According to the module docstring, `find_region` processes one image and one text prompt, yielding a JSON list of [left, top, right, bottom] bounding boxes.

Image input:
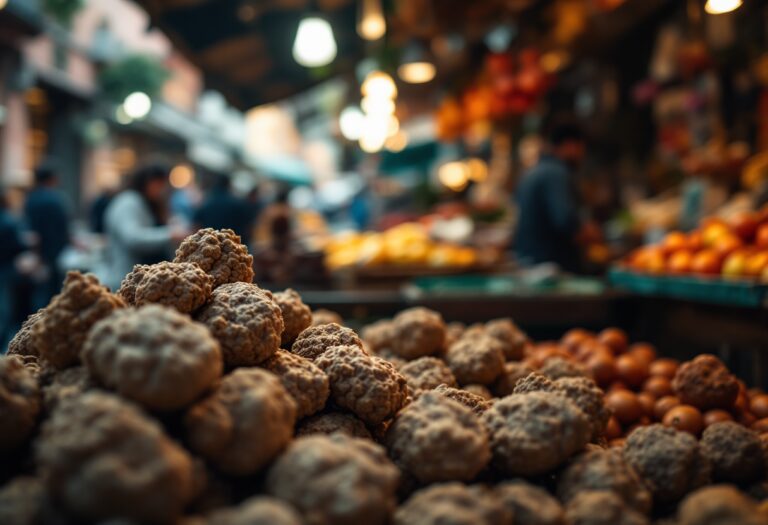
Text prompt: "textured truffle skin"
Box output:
[[185, 368, 296, 475], [622, 424, 710, 504], [672, 354, 739, 410], [557, 449, 652, 514], [444, 322, 466, 349], [385, 391, 490, 483], [539, 357, 589, 380], [400, 356, 457, 391], [41, 365, 93, 410], [0, 356, 41, 450], [7, 309, 46, 357], [274, 289, 312, 346], [315, 345, 408, 425], [292, 323, 364, 361], [485, 318, 528, 361], [445, 334, 505, 385], [174, 228, 254, 287], [266, 434, 399, 525], [433, 383, 491, 416], [35, 392, 196, 524], [495, 480, 565, 525], [361, 319, 395, 354], [33, 272, 126, 369], [700, 421, 764, 484], [563, 490, 649, 525], [82, 305, 223, 411], [513, 371, 558, 394], [206, 496, 303, 525], [482, 391, 591, 476], [118, 262, 213, 313], [296, 411, 372, 439], [261, 349, 329, 419], [678, 485, 766, 525], [310, 309, 343, 326], [493, 362, 535, 397], [390, 307, 446, 359], [554, 377, 610, 440], [394, 483, 513, 525], [196, 282, 284, 367]]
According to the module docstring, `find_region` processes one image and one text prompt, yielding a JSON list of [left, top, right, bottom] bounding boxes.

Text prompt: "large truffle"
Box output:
[[261, 349, 329, 419], [33, 272, 125, 369], [485, 318, 528, 361], [622, 424, 710, 503], [7, 309, 46, 358], [557, 448, 652, 514], [394, 483, 512, 525], [174, 228, 254, 287], [445, 334, 505, 385], [117, 262, 213, 313], [554, 376, 611, 440], [390, 307, 446, 359], [274, 289, 312, 346], [361, 319, 395, 354], [315, 344, 408, 425], [296, 411, 372, 439], [495, 480, 565, 525], [672, 355, 739, 410], [677, 485, 766, 525], [196, 282, 284, 367], [385, 391, 490, 483], [206, 496, 303, 525], [0, 356, 41, 450], [700, 421, 764, 484], [266, 434, 399, 525], [35, 392, 196, 524], [292, 323, 364, 361], [400, 356, 457, 391], [41, 365, 93, 410], [82, 305, 223, 411], [563, 490, 649, 525], [482, 391, 591, 476], [185, 368, 296, 475], [539, 357, 589, 380], [433, 383, 491, 416], [310, 309, 343, 326]]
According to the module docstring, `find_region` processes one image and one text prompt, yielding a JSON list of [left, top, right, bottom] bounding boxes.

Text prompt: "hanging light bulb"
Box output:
[[704, 0, 742, 14], [361, 96, 396, 116], [339, 106, 365, 141], [358, 0, 386, 40], [361, 71, 397, 99], [397, 41, 436, 84], [293, 17, 337, 67], [122, 92, 152, 120]]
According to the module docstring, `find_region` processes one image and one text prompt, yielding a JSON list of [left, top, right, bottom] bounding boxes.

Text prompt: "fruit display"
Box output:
[[2, 228, 768, 524]]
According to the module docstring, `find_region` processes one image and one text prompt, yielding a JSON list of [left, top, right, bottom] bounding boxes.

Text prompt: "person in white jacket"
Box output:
[[103, 165, 189, 290]]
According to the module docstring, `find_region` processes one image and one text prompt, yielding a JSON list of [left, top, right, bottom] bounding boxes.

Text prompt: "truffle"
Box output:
[[7, 309, 46, 358], [485, 318, 528, 361], [433, 383, 492, 416], [315, 344, 408, 425], [390, 307, 446, 359], [677, 485, 766, 525], [117, 262, 213, 313], [444, 322, 466, 349], [563, 490, 649, 525], [261, 349, 329, 419], [362, 319, 395, 354], [310, 308, 343, 326], [445, 334, 505, 385], [512, 371, 558, 395], [394, 483, 512, 525], [296, 411, 372, 439], [622, 424, 710, 503], [174, 228, 254, 287], [41, 365, 93, 410], [291, 323, 364, 361], [539, 357, 589, 380], [274, 289, 312, 346], [385, 391, 490, 483], [196, 282, 284, 367], [495, 480, 565, 525], [399, 356, 457, 391], [554, 376, 611, 440], [672, 355, 739, 410], [33, 272, 125, 369], [206, 497, 303, 525], [700, 421, 764, 484], [0, 356, 41, 450], [492, 362, 535, 397], [185, 368, 296, 475], [482, 391, 591, 476], [36, 392, 196, 524], [266, 434, 399, 525]]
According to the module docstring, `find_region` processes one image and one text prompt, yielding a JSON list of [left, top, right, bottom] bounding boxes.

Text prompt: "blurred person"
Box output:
[[193, 173, 254, 242], [89, 187, 117, 234], [103, 164, 189, 290], [257, 187, 293, 251], [0, 191, 29, 348]]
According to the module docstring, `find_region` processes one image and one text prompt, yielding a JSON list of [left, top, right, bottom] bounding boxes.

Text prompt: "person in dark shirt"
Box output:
[[193, 174, 254, 243], [89, 188, 116, 234], [0, 191, 29, 348], [514, 121, 587, 272]]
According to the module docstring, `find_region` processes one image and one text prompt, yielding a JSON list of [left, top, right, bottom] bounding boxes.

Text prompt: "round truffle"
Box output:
[[274, 289, 312, 346], [539, 357, 589, 380], [622, 424, 710, 503], [563, 490, 649, 525], [296, 411, 372, 439], [495, 480, 565, 525], [400, 356, 457, 391], [394, 483, 512, 525], [35, 392, 196, 524], [196, 282, 284, 367], [557, 449, 652, 514], [433, 383, 492, 416], [482, 391, 591, 476], [7, 309, 46, 358], [485, 318, 528, 361], [174, 228, 254, 287], [492, 362, 535, 397], [385, 391, 490, 483], [672, 355, 739, 410], [678, 485, 765, 525], [310, 308, 343, 326], [291, 323, 364, 361], [700, 421, 764, 484], [33, 272, 125, 369], [206, 496, 303, 525], [554, 376, 611, 440], [445, 322, 466, 349], [41, 365, 94, 410], [390, 307, 446, 359], [118, 262, 213, 313], [266, 434, 399, 525], [445, 334, 505, 386], [185, 368, 296, 475], [261, 349, 329, 419], [0, 356, 40, 450], [361, 319, 395, 354], [82, 305, 223, 410], [315, 345, 408, 425]]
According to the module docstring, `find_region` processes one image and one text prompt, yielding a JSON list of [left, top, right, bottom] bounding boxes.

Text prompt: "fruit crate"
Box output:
[[609, 267, 768, 308]]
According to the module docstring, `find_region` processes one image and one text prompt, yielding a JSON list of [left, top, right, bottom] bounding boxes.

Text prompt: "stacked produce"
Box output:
[[1, 228, 767, 525]]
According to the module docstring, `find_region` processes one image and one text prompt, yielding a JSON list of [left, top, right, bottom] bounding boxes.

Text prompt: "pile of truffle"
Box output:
[[1, 228, 767, 525]]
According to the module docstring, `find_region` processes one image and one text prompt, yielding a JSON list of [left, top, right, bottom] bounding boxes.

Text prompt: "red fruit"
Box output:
[[606, 390, 643, 425], [663, 405, 704, 435], [616, 354, 649, 389]]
